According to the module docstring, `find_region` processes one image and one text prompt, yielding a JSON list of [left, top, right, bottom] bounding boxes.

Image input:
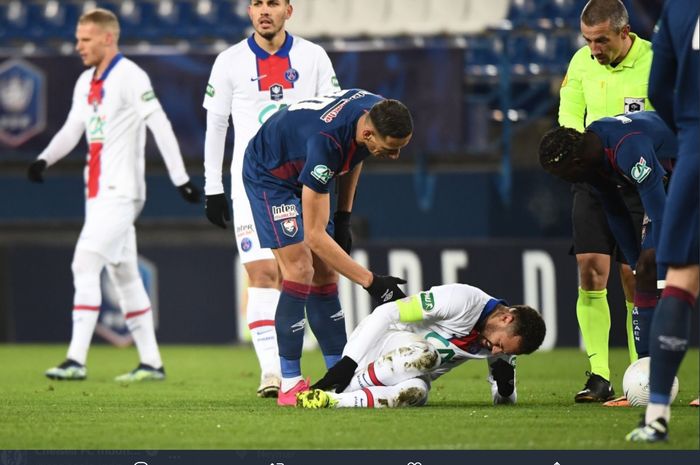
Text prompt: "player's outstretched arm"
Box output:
[[28, 116, 85, 182], [145, 109, 201, 203], [333, 162, 363, 254]]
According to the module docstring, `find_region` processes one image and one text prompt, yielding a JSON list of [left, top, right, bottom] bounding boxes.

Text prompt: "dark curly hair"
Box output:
[[510, 305, 546, 354], [368, 99, 413, 139], [538, 126, 585, 173]]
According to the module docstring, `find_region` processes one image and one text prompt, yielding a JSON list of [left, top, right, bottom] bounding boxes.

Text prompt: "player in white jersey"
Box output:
[[296, 284, 546, 408], [27, 9, 201, 382], [202, 0, 340, 398]]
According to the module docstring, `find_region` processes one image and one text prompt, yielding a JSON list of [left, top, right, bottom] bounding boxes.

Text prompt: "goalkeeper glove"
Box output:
[[311, 356, 358, 393], [177, 181, 202, 203], [205, 194, 231, 229], [28, 160, 47, 183], [333, 211, 352, 254], [364, 273, 407, 304]]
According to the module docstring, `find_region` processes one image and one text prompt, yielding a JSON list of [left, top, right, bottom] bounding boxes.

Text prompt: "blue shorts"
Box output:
[[243, 162, 334, 250], [656, 126, 699, 267]]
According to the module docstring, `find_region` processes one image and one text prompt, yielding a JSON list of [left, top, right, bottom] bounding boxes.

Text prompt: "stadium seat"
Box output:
[[339, 0, 391, 38], [439, 0, 511, 35], [382, 0, 437, 37], [287, 0, 352, 39]]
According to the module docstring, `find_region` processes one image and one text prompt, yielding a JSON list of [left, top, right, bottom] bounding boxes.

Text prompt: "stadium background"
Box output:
[[0, 0, 695, 349]]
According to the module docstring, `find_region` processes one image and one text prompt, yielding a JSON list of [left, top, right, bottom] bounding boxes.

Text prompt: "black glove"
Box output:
[[364, 273, 407, 304], [333, 211, 352, 254], [311, 356, 358, 393], [205, 194, 231, 229], [177, 181, 202, 203], [28, 160, 47, 183]]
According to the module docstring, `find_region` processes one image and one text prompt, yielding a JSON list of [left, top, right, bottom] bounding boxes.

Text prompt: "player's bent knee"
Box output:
[[403, 342, 440, 371]]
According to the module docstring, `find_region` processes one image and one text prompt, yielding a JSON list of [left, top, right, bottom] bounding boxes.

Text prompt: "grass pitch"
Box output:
[[0, 344, 697, 450]]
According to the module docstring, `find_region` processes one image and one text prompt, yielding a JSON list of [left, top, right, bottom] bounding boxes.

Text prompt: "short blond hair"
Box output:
[[78, 8, 120, 41]]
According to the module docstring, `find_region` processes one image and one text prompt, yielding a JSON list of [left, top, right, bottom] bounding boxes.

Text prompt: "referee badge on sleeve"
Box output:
[[624, 97, 645, 114]]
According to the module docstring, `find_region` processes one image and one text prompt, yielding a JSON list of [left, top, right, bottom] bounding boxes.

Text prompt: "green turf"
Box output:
[[0, 345, 697, 450]]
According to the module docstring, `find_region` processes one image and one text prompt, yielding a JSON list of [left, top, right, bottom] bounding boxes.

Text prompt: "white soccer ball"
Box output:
[[623, 357, 679, 407]]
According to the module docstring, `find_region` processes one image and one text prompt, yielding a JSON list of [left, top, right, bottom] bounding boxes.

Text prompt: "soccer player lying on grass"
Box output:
[[295, 283, 546, 409]]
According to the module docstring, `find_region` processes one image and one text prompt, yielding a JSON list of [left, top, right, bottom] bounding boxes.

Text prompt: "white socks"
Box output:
[[247, 287, 281, 377]]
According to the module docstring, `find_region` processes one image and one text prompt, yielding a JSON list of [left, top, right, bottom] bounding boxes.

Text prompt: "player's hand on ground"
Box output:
[[333, 211, 352, 254], [364, 273, 407, 304], [205, 194, 231, 228], [177, 181, 202, 203], [27, 160, 47, 183], [311, 356, 358, 393]]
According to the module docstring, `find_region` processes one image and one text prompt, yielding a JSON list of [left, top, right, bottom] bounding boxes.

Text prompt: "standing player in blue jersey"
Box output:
[[539, 111, 677, 365], [626, 0, 700, 442], [242, 88, 413, 405]]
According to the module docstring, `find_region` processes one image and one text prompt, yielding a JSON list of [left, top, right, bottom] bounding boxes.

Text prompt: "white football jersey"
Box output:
[[202, 33, 340, 196], [68, 54, 162, 200], [345, 284, 505, 381]]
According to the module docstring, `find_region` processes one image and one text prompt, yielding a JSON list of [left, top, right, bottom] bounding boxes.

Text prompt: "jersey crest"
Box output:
[[631, 157, 652, 183]]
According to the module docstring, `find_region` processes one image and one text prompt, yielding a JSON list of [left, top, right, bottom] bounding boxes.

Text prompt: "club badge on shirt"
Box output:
[[270, 83, 284, 101], [624, 97, 645, 114]]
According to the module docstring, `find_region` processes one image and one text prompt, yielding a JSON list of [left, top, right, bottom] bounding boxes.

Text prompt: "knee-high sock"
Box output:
[[633, 291, 658, 359], [346, 342, 440, 392], [306, 284, 347, 369], [247, 287, 281, 377], [66, 250, 106, 365], [275, 280, 309, 384], [334, 378, 429, 408], [645, 286, 694, 424], [576, 288, 610, 380], [626, 300, 638, 364], [119, 280, 162, 368]]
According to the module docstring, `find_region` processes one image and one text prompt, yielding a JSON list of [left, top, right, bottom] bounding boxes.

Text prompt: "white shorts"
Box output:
[[76, 197, 143, 264], [232, 192, 275, 265]]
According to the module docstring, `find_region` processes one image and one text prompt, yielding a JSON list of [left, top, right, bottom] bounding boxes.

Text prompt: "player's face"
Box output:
[[480, 316, 523, 355], [580, 20, 630, 66], [75, 23, 110, 68], [364, 132, 412, 160], [248, 0, 292, 41]]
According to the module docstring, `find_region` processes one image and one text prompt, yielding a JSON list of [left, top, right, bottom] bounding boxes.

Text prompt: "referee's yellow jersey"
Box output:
[[559, 33, 654, 131]]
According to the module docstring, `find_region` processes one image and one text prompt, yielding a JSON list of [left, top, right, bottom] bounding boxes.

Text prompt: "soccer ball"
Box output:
[[622, 357, 679, 407]]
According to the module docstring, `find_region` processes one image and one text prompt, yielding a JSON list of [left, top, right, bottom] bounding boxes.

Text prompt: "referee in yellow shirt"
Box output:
[[558, 0, 652, 404]]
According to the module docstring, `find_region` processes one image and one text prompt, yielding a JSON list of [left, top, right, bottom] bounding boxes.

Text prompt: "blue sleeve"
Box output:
[[649, 6, 677, 131], [298, 134, 343, 194], [590, 180, 641, 267], [616, 141, 668, 249]]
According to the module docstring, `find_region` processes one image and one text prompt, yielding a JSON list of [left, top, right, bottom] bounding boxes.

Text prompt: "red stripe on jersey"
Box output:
[[269, 159, 305, 180], [257, 55, 294, 91], [449, 329, 480, 351], [341, 140, 358, 174], [87, 142, 102, 198], [248, 319, 275, 330], [125, 307, 151, 319], [73, 305, 100, 311], [88, 79, 105, 106], [363, 387, 375, 408], [367, 362, 384, 386]]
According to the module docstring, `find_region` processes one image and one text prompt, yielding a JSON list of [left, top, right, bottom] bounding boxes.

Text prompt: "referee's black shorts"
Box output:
[[570, 183, 644, 264]]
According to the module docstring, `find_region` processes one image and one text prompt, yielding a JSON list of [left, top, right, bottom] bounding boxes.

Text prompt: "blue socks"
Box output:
[[632, 291, 657, 358], [648, 286, 694, 404], [306, 284, 347, 369], [275, 281, 309, 378]]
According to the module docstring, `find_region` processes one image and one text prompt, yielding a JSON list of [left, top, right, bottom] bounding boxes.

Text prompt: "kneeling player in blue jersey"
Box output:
[[539, 111, 677, 389], [240, 89, 413, 405], [296, 283, 546, 409]]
